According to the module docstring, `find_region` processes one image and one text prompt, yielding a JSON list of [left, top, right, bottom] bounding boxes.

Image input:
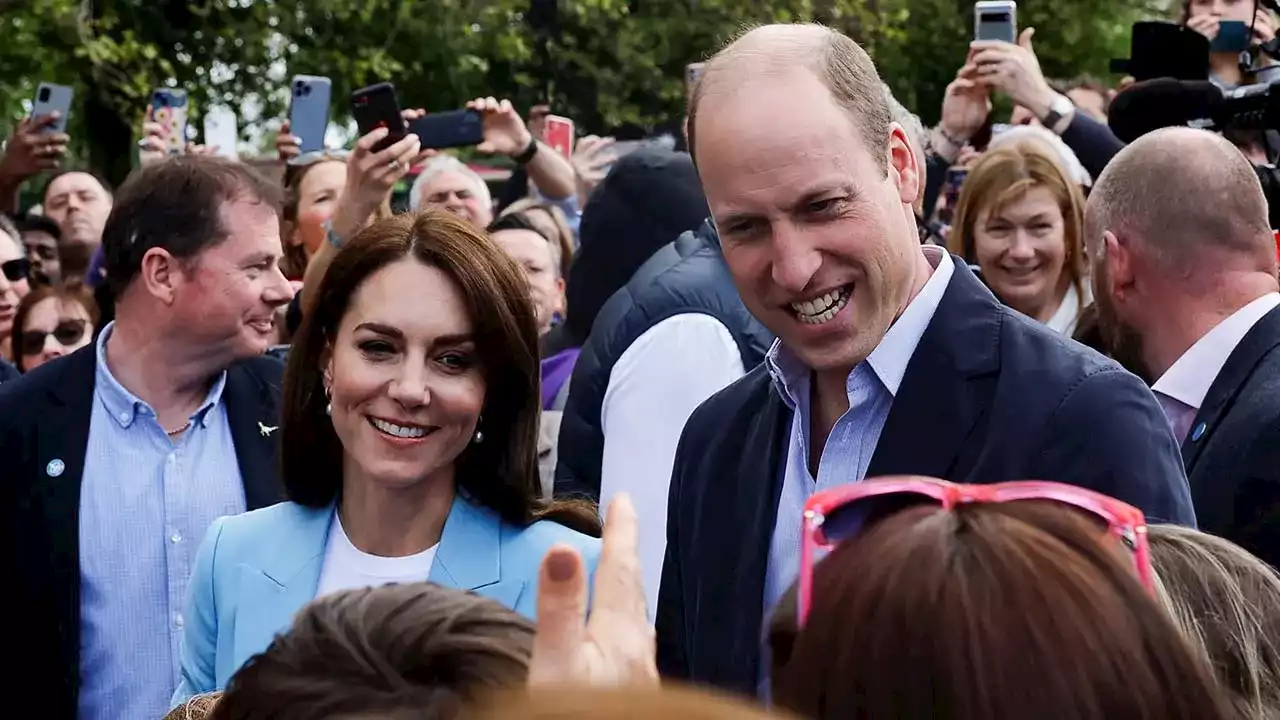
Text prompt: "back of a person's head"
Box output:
[[1151, 525, 1280, 720], [773, 501, 1234, 720], [211, 582, 535, 720], [465, 684, 791, 720], [1087, 127, 1276, 278], [565, 145, 709, 343]]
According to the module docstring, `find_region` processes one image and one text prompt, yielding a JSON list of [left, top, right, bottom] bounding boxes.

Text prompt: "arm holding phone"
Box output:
[[469, 97, 577, 203], [301, 122, 425, 295], [0, 114, 69, 214]]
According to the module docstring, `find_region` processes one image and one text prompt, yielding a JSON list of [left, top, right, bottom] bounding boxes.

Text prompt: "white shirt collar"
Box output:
[[1151, 292, 1280, 412], [767, 246, 954, 403], [1045, 282, 1092, 336]]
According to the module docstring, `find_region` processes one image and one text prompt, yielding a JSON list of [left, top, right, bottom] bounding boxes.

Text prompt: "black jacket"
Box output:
[[554, 220, 773, 499], [0, 347, 285, 716], [655, 259, 1196, 697], [1181, 303, 1280, 567]]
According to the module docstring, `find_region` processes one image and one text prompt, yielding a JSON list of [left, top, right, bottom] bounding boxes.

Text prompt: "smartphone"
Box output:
[[32, 83, 73, 134], [202, 106, 239, 159], [152, 88, 190, 155], [975, 1, 1017, 43], [289, 75, 332, 154], [1211, 20, 1252, 53], [351, 82, 406, 153], [407, 109, 484, 150], [544, 115, 574, 160]]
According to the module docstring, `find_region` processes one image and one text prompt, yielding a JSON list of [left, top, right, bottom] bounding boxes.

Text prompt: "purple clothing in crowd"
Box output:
[[541, 347, 580, 410], [86, 245, 106, 288]]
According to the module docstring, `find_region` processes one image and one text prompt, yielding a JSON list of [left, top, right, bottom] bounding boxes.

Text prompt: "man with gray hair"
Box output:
[[410, 97, 579, 234], [1087, 126, 1280, 567], [657, 22, 1194, 697]]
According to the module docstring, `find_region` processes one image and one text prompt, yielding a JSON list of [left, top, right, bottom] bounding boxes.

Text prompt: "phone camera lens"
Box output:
[[302, 86, 312, 96], [38, 88, 50, 102]]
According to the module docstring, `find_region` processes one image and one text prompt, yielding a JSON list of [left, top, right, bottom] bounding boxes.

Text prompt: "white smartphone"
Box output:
[[202, 106, 239, 159], [32, 83, 74, 133], [975, 1, 1017, 43]]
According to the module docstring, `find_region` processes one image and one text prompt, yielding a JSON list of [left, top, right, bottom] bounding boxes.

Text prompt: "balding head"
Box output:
[[1086, 127, 1275, 276], [687, 23, 890, 173]]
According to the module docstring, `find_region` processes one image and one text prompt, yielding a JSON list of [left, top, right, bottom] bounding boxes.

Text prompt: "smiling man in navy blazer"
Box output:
[[0, 157, 292, 719], [655, 24, 1196, 698]]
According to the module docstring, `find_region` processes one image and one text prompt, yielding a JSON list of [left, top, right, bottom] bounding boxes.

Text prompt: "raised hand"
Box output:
[[528, 494, 658, 687]]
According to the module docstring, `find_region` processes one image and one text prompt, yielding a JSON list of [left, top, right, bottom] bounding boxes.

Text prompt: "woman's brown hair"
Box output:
[[281, 210, 599, 535], [1150, 525, 1280, 720], [773, 501, 1237, 720], [466, 684, 792, 720], [211, 582, 534, 720], [12, 280, 98, 372], [947, 140, 1088, 304]]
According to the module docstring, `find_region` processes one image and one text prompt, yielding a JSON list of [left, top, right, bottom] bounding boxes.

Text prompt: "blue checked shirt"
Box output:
[[77, 324, 246, 720], [758, 247, 954, 699]]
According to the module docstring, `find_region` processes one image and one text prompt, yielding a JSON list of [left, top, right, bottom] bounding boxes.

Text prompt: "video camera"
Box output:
[[1109, 17, 1280, 228]]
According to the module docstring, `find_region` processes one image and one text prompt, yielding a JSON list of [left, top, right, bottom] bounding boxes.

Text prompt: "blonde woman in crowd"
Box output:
[[948, 139, 1091, 335], [1151, 525, 1280, 720]]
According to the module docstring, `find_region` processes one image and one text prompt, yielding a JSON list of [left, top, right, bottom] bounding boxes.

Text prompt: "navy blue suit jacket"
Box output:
[[1180, 303, 1280, 568], [0, 346, 285, 718], [655, 259, 1195, 697]]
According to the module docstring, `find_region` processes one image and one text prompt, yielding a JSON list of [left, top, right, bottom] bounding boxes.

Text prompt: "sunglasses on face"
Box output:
[[19, 318, 88, 355], [2, 257, 30, 282], [797, 477, 1152, 627]]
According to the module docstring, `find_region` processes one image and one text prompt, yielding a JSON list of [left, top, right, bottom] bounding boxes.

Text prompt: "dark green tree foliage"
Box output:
[[1, 0, 1167, 185]]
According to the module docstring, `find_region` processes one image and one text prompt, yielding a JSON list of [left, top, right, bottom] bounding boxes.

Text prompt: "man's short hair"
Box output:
[[211, 582, 534, 719], [687, 24, 891, 174], [408, 154, 493, 212], [15, 212, 62, 242], [1086, 127, 1274, 274], [101, 156, 283, 298], [40, 169, 114, 204]]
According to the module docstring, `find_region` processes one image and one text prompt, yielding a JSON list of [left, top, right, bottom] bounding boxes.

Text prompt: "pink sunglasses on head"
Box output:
[[798, 476, 1153, 626]]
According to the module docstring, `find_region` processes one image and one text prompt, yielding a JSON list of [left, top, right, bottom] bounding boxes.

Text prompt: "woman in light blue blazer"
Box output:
[[172, 211, 601, 702]]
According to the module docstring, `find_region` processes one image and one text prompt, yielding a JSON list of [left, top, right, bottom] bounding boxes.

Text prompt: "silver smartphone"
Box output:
[[32, 82, 74, 133], [289, 75, 333, 154], [974, 0, 1017, 43]]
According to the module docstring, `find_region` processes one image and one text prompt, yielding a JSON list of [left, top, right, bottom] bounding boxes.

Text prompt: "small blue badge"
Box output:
[[46, 459, 65, 477], [1191, 423, 1207, 442]]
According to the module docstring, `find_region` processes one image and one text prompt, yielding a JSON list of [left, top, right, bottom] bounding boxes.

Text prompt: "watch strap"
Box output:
[[513, 137, 539, 165]]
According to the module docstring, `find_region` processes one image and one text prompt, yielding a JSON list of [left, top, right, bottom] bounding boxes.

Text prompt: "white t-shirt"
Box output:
[[314, 512, 439, 598]]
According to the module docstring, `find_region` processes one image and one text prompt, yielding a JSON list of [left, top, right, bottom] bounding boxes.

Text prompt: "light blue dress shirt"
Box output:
[[757, 248, 955, 697], [77, 323, 246, 720]]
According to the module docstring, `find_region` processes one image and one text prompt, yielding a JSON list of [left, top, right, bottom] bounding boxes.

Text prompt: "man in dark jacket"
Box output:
[[658, 24, 1195, 699], [1088, 127, 1280, 568]]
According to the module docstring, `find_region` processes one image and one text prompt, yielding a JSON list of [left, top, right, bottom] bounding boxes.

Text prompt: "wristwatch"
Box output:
[[513, 136, 539, 165], [1040, 93, 1074, 133]]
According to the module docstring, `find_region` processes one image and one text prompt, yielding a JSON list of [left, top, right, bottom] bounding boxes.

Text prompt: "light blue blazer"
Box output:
[[171, 494, 599, 703]]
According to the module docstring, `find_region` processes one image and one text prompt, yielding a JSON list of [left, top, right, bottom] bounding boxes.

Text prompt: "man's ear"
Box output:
[[887, 122, 920, 207], [1103, 230, 1135, 300], [138, 248, 184, 306]]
